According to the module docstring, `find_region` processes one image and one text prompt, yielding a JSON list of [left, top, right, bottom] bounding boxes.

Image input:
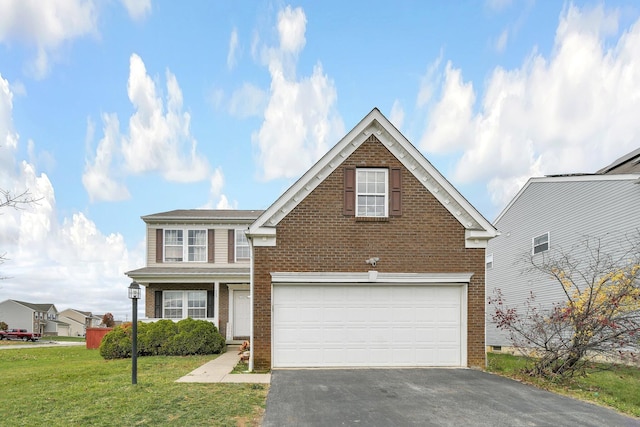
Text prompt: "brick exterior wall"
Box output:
[[252, 136, 486, 370], [218, 285, 229, 338]]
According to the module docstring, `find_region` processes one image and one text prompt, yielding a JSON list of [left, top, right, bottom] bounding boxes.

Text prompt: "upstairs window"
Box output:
[[188, 230, 207, 262], [486, 253, 494, 269], [164, 229, 207, 262], [235, 229, 250, 260], [533, 232, 549, 254], [164, 230, 184, 262], [356, 168, 388, 217]]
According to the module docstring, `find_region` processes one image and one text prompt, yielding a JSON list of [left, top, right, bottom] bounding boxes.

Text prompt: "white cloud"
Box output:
[[227, 27, 239, 70], [0, 0, 98, 78], [277, 6, 307, 55], [83, 54, 215, 202], [417, 51, 443, 109], [495, 29, 509, 52], [228, 83, 267, 118], [419, 4, 640, 210], [82, 113, 131, 202], [419, 62, 475, 153], [200, 168, 236, 210], [0, 76, 139, 318], [390, 100, 405, 130], [120, 0, 151, 21], [253, 6, 344, 181], [123, 54, 210, 182]]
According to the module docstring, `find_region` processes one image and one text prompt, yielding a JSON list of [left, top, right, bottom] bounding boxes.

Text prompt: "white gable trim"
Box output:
[[248, 108, 497, 248]]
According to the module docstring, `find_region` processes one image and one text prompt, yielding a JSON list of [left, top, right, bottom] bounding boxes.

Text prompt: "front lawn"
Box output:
[[0, 346, 268, 426], [487, 352, 640, 418]]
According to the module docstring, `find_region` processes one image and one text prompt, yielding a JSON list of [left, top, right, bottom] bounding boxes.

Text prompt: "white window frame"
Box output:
[[356, 168, 389, 217], [485, 253, 494, 270], [164, 229, 184, 262], [163, 290, 208, 319], [164, 228, 207, 263], [187, 230, 207, 262], [235, 229, 250, 261], [532, 232, 550, 255]]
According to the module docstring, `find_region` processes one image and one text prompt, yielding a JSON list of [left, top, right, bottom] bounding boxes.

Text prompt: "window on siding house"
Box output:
[[533, 232, 549, 254], [486, 253, 494, 269], [356, 168, 388, 217], [164, 230, 184, 262], [188, 230, 207, 262], [163, 291, 207, 319], [164, 229, 207, 262], [235, 229, 250, 260]]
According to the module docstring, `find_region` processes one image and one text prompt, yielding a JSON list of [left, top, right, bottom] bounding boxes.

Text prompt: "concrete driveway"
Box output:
[[262, 368, 640, 427]]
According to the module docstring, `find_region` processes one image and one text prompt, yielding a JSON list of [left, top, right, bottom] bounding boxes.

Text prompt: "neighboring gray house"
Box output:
[[0, 299, 69, 336], [59, 309, 103, 336], [486, 149, 640, 349]]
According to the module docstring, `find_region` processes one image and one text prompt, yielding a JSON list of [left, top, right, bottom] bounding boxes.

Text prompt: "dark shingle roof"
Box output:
[[142, 209, 264, 223], [597, 148, 640, 174]]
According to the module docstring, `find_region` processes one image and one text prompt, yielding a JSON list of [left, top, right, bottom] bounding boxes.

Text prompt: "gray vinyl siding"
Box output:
[[0, 300, 33, 331], [486, 177, 640, 347]]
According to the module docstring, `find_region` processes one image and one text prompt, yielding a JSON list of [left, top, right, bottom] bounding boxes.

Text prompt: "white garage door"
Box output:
[[272, 284, 464, 368]]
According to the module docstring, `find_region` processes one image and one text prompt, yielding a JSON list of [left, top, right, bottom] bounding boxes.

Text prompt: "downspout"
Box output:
[[248, 231, 255, 372]]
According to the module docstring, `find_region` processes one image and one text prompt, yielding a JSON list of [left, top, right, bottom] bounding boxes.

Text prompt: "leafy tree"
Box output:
[[488, 234, 640, 379], [0, 321, 8, 331], [101, 313, 115, 327]]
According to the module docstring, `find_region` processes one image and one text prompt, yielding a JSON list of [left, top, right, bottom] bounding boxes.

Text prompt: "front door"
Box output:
[[233, 290, 250, 339]]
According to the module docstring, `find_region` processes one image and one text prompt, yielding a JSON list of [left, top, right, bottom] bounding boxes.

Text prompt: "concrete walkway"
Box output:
[[176, 347, 271, 384]]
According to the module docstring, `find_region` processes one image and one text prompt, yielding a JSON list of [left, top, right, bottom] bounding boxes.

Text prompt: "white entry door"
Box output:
[[233, 290, 251, 338], [272, 284, 464, 368]]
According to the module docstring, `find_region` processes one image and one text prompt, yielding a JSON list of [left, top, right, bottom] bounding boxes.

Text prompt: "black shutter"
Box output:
[[154, 291, 163, 318], [207, 229, 215, 263], [207, 290, 215, 318]]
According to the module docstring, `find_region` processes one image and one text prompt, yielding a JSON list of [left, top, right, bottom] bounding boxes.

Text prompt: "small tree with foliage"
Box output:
[[488, 234, 640, 379], [101, 313, 115, 327], [0, 321, 8, 331]]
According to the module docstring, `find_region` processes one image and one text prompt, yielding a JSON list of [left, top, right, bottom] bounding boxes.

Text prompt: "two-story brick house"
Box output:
[[127, 108, 496, 369], [126, 210, 263, 341]]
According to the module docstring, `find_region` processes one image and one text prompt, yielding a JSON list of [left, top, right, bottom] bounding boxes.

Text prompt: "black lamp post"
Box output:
[[128, 281, 141, 385]]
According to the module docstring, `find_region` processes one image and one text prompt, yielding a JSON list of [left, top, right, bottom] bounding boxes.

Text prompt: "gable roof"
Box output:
[[248, 108, 497, 248], [10, 300, 57, 312], [494, 174, 640, 224], [597, 147, 640, 174]]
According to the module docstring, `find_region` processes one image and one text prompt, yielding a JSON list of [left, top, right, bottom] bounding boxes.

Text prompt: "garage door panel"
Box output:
[[273, 284, 464, 368]]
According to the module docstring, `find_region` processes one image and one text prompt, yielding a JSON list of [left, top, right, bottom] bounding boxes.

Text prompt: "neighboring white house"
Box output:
[[59, 309, 103, 337], [486, 148, 640, 348], [0, 299, 69, 336]]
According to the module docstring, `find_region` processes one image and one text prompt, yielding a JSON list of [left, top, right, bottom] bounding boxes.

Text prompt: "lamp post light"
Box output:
[[128, 281, 141, 385]]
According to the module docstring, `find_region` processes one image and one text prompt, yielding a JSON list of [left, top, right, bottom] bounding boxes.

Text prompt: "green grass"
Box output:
[[487, 353, 640, 418], [0, 346, 268, 426]]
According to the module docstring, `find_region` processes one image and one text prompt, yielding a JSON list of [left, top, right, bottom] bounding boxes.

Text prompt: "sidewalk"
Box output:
[[176, 347, 271, 384]]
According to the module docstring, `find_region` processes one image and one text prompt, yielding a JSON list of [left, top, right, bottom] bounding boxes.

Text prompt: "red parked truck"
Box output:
[[0, 329, 41, 342]]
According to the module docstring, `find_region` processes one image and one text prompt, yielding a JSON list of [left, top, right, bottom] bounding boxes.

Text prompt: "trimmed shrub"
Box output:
[[99, 318, 225, 359], [99, 324, 132, 359], [165, 318, 226, 356]]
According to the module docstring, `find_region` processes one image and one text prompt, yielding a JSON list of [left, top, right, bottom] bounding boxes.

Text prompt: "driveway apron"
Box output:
[[262, 368, 640, 427]]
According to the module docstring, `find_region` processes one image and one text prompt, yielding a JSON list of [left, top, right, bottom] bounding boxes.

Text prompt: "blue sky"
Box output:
[[1, 0, 639, 319]]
